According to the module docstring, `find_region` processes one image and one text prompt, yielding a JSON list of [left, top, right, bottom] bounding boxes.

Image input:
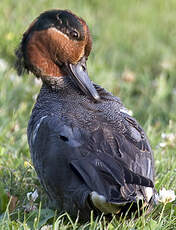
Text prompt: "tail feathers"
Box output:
[[70, 154, 154, 204], [124, 167, 154, 188]]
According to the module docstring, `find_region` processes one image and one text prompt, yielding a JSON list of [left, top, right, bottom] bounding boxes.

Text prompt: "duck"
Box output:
[[15, 9, 155, 221]]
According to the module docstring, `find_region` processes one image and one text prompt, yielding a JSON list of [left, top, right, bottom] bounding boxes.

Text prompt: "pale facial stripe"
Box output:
[[50, 27, 70, 40]]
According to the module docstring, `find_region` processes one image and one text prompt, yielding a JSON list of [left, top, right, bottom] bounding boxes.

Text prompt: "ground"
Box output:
[[0, 0, 176, 229]]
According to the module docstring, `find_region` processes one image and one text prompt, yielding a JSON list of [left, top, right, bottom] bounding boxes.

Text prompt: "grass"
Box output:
[[0, 0, 176, 229]]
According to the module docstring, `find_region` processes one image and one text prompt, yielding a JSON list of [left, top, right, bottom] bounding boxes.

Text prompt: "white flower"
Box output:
[[161, 133, 167, 139], [161, 133, 175, 142], [27, 190, 38, 202], [158, 188, 175, 204], [159, 142, 167, 148]]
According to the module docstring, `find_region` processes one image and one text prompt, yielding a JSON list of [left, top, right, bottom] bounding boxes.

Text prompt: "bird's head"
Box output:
[[15, 9, 100, 101]]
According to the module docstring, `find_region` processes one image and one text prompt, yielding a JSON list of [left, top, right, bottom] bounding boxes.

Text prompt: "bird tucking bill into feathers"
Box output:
[[15, 9, 156, 221]]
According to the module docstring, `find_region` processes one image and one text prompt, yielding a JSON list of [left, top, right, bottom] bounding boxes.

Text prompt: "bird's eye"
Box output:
[[70, 30, 79, 39]]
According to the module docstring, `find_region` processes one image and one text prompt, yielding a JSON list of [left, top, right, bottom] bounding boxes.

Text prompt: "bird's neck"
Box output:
[[41, 76, 73, 91]]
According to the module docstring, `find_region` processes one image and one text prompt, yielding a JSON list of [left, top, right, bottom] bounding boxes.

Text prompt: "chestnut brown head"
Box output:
[[15, 9, 100, 101]]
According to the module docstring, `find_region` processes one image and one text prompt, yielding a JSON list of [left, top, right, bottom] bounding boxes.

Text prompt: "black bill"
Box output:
[[66, 57, 100, 101]]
